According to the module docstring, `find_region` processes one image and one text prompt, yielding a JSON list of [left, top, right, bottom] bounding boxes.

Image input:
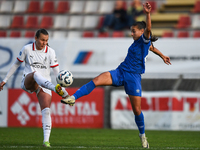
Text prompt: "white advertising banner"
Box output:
[[111, 90, 200, 131], [0, 38, 200, 81]]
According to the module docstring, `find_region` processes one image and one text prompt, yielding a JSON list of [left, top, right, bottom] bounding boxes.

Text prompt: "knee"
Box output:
[[133, 106, 141, 116]]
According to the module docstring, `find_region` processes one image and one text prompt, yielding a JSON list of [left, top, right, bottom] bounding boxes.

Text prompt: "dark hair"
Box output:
[[132, 21, 158, 49], [35, 28, 49, 46], [35, 28, 48, 38]]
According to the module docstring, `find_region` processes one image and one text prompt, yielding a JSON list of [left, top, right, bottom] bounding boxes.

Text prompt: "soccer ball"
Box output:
[[56, 70, 73, 87]]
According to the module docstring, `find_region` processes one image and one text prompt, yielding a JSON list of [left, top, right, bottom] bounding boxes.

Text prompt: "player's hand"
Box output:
[[0, 81, 6, 91], [143, 2, 151, 14], [163, 56, 171, 65]]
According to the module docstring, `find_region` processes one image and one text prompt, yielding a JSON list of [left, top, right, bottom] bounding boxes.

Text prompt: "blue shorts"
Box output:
[[109, 67, 141, 96]]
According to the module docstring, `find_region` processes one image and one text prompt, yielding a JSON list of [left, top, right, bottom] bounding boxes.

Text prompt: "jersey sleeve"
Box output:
[[50, 49, 59, 68], [142, 34, 150, 44], [17, 46, 26, 62]]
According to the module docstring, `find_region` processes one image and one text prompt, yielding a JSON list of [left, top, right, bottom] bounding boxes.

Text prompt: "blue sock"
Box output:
[[73, 81, 96, 100], [135, 112, 145, 134]]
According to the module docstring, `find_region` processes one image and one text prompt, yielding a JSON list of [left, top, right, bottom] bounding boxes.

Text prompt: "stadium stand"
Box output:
[[84, 1, 100, 14], [0, 0, 198, 38], [0, 1, 13, 13], [191, 14, 200, 29], [67, 31, 82, 38], [54, 15, 68, 29], [193, 30, 200, 38], [24, 31, 35, 38], [0, 15, 11, 28], [162, 31, 174, 37], [68, 16, 83, 29], [69, 1, 85, 14], [192, 0, 200, 13], [56, 1, 70, 13], [112, 31, 125, 37], [42, 1, 55, 13], [176, 15, 191, 28], [82, 31, 95, 38], [177, 31, 190, 38], [98, 32, 109, 38], [10, 31, 21, 38], [27, 1, 40, 13], [13, 1, 28, 13], [25, 16, 39, 29], [82, 16, 98, 30], [0, 31, 7, 37], [53, 31, 67, 39], [99, 1, 115, 14], [40, 16, 53, 29], [10, 16, 24, 29]]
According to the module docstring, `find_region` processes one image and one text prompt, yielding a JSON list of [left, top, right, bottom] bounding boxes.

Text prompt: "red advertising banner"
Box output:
[[8, 88, 104, 128]]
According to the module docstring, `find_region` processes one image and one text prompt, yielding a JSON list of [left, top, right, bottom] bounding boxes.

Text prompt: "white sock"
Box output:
[[33, 72, 55, 91], [62, 87, 68, 98], [139, 133, 146, 137], [42, 108, 51, 142]]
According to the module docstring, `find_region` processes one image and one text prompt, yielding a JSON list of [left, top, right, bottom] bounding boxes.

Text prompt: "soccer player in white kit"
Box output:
[[0, 29, 68, 147]]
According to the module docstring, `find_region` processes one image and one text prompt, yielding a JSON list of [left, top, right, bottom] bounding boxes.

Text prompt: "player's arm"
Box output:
[[0, 59, 22, 91], [52, 66, 59, 77], [143, 2, 151, 39], [149, 45, 171, 65]]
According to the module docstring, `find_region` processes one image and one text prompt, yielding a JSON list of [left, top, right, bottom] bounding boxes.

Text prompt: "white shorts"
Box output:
[[21, 75, 52, 96]]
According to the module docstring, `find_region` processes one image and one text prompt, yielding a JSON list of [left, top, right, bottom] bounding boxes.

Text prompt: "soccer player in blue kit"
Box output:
[[61, 2, 171, 148]]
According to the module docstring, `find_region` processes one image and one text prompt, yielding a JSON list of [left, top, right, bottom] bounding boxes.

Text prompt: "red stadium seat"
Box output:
[[27, 1, 40, 13], [11, 15, 24, 28], [25, 16, 39, 29], [40, 16, 53, 29], [176, 16, 191, 28], [10, 31, 21, 37], [0, 31, 7, 37], [97, 16, 105, 29], [192, 0, 200, 13], [148, 1, 157, 12], [98, 32, 109, 38], [162, 31, 174, 38], [82, 31, 94, 37], [177, 31, 189, 38], [42, 1, 55, 13], [56, 1, 69, 13], [112, 31, 125, 37], [193, 31, 200, 38], [25, 31, 35, 38]]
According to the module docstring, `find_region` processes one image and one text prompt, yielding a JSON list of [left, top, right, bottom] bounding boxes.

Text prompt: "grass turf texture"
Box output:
[[0, 128, 199, 150]]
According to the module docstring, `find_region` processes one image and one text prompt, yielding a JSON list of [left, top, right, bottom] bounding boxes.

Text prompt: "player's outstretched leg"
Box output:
[[33, 72, 68, 97], [61, 95, 75, 106], [61, 81, 96, 106]]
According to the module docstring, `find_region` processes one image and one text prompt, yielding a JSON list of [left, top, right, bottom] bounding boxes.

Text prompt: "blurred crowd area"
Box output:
[[0, 0, 200, 38]]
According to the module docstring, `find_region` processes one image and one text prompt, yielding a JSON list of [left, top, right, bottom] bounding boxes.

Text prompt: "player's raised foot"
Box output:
[[139, 135, 149, 148], [43, 141, 51, 148], [61, 96, 75, 106], [55, 84, 64, 96]]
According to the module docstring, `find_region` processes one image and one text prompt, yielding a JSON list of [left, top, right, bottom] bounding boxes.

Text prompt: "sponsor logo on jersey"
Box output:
[[30, 62, 47, 69]]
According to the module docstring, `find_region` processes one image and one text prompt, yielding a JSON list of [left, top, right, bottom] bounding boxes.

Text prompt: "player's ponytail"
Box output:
[[150, 31, 158, 49]]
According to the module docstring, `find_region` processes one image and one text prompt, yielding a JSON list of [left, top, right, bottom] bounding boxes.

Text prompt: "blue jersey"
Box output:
[[119, 34, 151, 74]]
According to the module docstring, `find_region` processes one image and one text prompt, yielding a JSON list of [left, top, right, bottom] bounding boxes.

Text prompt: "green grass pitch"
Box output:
[[0, 128, 199, 150]]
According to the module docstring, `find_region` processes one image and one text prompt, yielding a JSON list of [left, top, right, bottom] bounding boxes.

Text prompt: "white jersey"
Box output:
[[17, 43, 59, 81]]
